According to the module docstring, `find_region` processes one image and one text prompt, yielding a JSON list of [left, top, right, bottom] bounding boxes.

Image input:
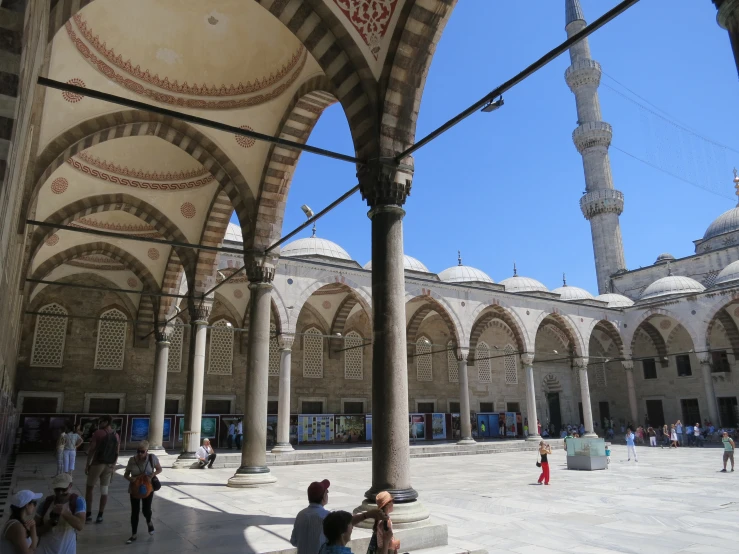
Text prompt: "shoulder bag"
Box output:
[[148, 454, 161, 491], [535, 452, 541, 468]]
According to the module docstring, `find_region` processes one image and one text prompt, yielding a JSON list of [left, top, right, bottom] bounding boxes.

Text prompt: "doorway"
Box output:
[[547, 393, 561, 434], [599, 401, 611, 427], [646, 399, 665, 428], [717, 397, 738, 427], [680, 398, 701, 427]]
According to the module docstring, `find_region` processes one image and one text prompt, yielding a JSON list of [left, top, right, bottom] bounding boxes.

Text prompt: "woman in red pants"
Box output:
[[538, 441, 552, 485]]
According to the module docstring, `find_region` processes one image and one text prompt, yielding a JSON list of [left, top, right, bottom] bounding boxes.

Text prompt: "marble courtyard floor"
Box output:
[[8, 444, 738, 554]]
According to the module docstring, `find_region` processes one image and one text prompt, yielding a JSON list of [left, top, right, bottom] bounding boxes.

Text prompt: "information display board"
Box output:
[[298, 415, 335, 443], [335, 415, 365, 443], [431, 413, 446, 439], [505, 412, 518, 437], [410, 414, 426, 440]]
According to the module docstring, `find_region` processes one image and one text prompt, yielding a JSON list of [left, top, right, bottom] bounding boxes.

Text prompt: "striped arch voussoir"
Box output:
[[591, 320, 625, 359], [469, 306, 526, 355], [193, 189, 232, 294], [406, 296, 459, 346], [631, 320, 668, 368]]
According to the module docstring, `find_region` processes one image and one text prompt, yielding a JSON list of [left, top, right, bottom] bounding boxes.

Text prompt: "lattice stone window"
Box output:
[[167, 319, 184, 373], [208, 319, 234, 375], [344, 331, 364, 380], [447, 341, 458, 383], [504, 344, 518, 384], [31, 303, 68, 367], [596, 362, 607, 387], [303, 327, 324, 378], [416, 337, 432, 381], [477, 342, 491, 383], [268, 323, 280, 377], [94, 308, 127, 370]]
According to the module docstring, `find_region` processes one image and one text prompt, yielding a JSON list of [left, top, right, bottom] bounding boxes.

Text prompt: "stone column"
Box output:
[[174, 308, 209, 466], [355, 161, 428, 527], [457, 347, 474, 444], [576, 358, 597, 437], [716, 0, 739, 79], [521, 353, 540, 441], [272, 335, 294, 453], [148, 334, 170, 451], [229, 263, 277, 487], [622, 361, 638, 426], [699, 356, 720, 425]]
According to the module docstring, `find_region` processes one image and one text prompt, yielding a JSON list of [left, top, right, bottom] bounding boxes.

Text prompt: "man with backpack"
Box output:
[[84, 416, 119, 524], [36, 473, 85, 554]]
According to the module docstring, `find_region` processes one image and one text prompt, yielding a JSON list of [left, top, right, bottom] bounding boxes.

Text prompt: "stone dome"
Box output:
[[640, 275, 705, 301], [714, 260, 739, 287], [654, 253, 675, 265], [438, 264, 494, 284], [703, 206, 739, 241], [499, 275, 548, 293], [281, 236, 352, 261], [551, 285, 594, 301], [595, 293, 634, 308], [363, 255, 430, 273]]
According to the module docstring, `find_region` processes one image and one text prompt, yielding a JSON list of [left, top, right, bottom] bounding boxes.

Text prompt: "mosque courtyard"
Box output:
[[9, 444, 737, 554]]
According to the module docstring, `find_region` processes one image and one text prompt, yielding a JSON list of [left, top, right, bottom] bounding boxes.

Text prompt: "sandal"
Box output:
[[126, 536, 137, 545]]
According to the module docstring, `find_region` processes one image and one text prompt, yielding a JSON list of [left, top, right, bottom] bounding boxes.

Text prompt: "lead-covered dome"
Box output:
[[654, 253, 675, 265], [281, 236, 352, 260], [703, 206, 739, 241], [364, 255, 430, 273], [714, 260, 739, 287], [438, 253, 494, 284], [640, 275, 705, 301], [595, 293, 634, 308], [499, 266, 548, 293], [552, 284, 594, 301]]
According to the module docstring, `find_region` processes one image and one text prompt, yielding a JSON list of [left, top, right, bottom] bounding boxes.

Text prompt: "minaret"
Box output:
[[565, 0, 626, 293]]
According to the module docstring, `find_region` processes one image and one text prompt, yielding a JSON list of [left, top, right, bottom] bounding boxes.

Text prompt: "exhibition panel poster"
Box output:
[[410, 414, 425, 440], [290, 415, 299, 444], [297, 415, 334, 443], [128, 416, 172, 448], [76, 415, 125, 444], [365, 414, 372, 442], [505, 412, 517, 437], [177, 416, 219, 443], [335, 415, 365, 443], [488, 413, 500, 437], [431, 413, 446, 439]]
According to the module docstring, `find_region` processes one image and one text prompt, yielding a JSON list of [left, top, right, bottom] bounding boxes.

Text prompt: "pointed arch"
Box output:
[[588, 320, 625, 359], [705, 301, 739, 358], [406, 295, 461, 347], [533, 312, 586, 358], [469, 305, 527, 355], [291, 279, 372, 335], [631, 320, 669, 368]]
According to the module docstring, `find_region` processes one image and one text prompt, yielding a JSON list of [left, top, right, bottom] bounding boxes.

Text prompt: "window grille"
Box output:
[[447, 341, 458, 382], [477, 342, 491, 383], [303, 328, 323, 378], [344, 331, 364, 380], [94, 308, 127, 370], [167, 319, 184, 372], [31, 303, 68, 367], [504, 344, 518, 384], [416, 338, 432, 381], [269, 323, 280, 376], [208, 319, 234, 375]]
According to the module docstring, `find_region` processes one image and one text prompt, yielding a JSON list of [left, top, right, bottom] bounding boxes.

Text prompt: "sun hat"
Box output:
[[375, 491, 393, 510], [51, 473, 72, 490], [11, 490, 42, 508]]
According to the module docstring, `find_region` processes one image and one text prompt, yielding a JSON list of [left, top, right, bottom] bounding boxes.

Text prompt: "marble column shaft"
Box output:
[[457, 348, 474, 443], [623, 362, 638, 425], [182, 318, 208, 456], [148, 337, 170, 450], [273, 336, 294, 453], [577, 359, 596, 436], [522, 354, 540, 440], [700, 359, 720, 425]]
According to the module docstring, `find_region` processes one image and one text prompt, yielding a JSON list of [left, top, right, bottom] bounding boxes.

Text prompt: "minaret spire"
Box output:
[[565, 0, 626, 294]]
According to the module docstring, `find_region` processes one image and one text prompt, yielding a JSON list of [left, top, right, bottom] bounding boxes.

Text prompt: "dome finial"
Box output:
[[311, 223, 317, 238], [513, 262, 517, 277], [734, 168, 739, 206], [562, 273, 567, 287], [458, 250, 462, 266]]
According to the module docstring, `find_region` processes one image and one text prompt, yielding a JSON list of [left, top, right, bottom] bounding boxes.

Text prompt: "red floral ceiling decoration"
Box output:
[[332, 0, 400, 59]]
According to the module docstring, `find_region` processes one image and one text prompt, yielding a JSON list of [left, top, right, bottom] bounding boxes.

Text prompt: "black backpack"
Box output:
[[38, 494, 80, 519], [96, 431, 119, 464]]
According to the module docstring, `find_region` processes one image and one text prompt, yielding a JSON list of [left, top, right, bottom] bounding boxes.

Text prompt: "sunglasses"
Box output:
[[137, 450, 147, 454]]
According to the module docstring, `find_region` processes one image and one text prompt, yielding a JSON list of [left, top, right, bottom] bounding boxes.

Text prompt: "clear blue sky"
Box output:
[[236, 0, 739, 293]]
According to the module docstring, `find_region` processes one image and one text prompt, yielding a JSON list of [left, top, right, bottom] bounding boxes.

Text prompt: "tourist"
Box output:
[[670, 424, 678, 448], [686, 423, 694, 447], [537, 441, 552, 485], [35, 473, 85, 554], [647, 426, 657, 447], [291, 479, 383, 554], [2, 490, 41, 553], [676, 420, 683, 445], [635, 426, 644, 445], [480, 420, 486, 437], [373, 491, 400, 554], [499, 420, 505, 437], [62, 426, 82, 476], [721, 431, 735, 472], [523, 418, 529, 438], [319, 511, 354, 554], [123, 440, 162, 544], [694, 423, 703, 447], [537, 419, 541, 436], [85, 415, 119, 524], [578, 423, 585, 436], [661, 424, 670, 448], [235, 419, 243, 449], [625, 428, 638, 462], [55, 429, 66, 476], [605, 444, 611, 466], [196, 438, 216, 469], [227, 421, 235, 449]]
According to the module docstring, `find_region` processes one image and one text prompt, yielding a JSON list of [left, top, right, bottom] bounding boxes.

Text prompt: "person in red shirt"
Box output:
[[84, 416, 120, 524]]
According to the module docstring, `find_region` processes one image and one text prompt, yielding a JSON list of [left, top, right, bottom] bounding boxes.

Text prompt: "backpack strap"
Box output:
[[37, 495, 55, 519]]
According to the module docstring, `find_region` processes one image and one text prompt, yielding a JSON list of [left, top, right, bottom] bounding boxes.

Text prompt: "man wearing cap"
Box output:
[[290, 479, 384, 554], [36, 473, 85, 554], [3, 490, 42, 553]]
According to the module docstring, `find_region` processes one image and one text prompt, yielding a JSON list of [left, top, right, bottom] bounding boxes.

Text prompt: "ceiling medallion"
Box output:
[[659, 320, 671, 330], [322, 301, 332, 310], [235, 125, 256, 148], [147, 248, 160, 260], [127, 277, 138, 288], [45, 234, 59, 247], [180, 202, 197, 219], [51, 177, 69, 194], [233, 289, 243, 299], [62, 78, 86, 103]]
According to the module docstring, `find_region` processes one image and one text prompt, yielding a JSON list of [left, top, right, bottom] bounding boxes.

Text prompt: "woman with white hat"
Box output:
[[2, 490, 42, 553]]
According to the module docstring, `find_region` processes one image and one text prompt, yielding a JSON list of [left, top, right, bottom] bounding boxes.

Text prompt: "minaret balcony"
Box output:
[[572, 121, 612, 153], [580, 189, 624, 219], [565, 58, 602, 90]]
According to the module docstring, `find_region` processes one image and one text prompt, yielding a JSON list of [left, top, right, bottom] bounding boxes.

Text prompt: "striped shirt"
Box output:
[[291, 503, 329, 554]]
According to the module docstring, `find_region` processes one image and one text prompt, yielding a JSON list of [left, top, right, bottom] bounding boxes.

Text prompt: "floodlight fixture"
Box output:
[[301, 205, 314, 218], [481, 96, 504, 113]]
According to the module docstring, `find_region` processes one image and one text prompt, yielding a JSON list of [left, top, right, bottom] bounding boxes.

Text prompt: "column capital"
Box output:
[[698, 355, 712, 366], [246, 258, 275, 284], [456, 347, 469, 362], [621, 360, 634, 371], [574, 357, 589, 368], [155, 330, 171, 344], [358, 159, 413, 209], [278, 335, 295, 350], [520, 353, 535, 366], [190, 305, 210, 324]]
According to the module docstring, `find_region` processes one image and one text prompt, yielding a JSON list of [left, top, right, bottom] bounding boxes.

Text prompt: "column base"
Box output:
[[457, 438, 476, 445], [584, 432, 598, 438], [525, 434, 542, 442], [172, 452, 198, 469], [353, 499, 430, 529], [148, 445, 165, 452], [271, 443, 294, 453], [227, 467, 277, 488]]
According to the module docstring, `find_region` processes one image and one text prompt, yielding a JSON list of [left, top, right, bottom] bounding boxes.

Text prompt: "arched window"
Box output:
[[416, 337, 432, 381], [208, 319, 234, 375], [504, 344, 518, 384], [94, 308, 127, 370], [303, 327, 323, 378], [477, 342, 491, 383], [447, 341, 458, 383], [167, 318, 184, 373], [31, 303, 68, 367], [344, 331, 364, 380], [268, 323, 280, 376]]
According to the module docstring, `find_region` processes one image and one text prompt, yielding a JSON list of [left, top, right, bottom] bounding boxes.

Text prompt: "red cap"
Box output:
[[307, 479, 330, 503]]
